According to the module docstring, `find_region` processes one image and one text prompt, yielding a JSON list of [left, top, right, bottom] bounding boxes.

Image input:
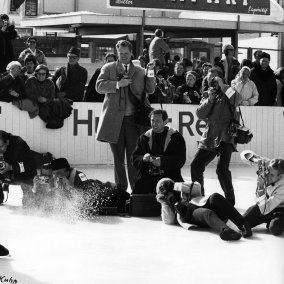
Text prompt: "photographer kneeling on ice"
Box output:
[[242, 152, 284, 236], [156, 178, 252, 241], [0, 130, 36, 204]]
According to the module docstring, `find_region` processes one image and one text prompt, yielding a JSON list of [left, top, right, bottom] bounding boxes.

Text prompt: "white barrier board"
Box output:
[[0, 102, 283, 165]]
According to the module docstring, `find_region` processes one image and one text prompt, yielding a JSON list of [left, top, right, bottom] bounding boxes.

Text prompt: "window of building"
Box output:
[[25, 0, 38, 17]]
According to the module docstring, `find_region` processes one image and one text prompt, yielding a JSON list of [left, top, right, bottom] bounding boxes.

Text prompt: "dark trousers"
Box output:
[[191, 142, 235, 203], [189, 193, 244, 232], [110, 116, 139, 191], [243, 204, 284, 236]]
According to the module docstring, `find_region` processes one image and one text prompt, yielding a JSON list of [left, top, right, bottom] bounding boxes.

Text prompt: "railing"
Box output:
[[0, 102, 283, 165]]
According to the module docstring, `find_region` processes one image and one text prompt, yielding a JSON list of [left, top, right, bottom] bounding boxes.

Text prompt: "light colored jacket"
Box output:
[[18, 48, 47, 66], [256, 173, 284, 215], [231, 77, 259, 106], [149, 37, 170, 65], [96, 61, 156, 143]]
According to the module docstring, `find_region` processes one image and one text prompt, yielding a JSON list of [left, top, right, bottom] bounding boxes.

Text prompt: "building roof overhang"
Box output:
[[20, 10, 284, 35]]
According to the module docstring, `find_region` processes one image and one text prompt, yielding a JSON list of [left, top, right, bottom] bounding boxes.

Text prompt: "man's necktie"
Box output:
[[124, 65, 128, 73]]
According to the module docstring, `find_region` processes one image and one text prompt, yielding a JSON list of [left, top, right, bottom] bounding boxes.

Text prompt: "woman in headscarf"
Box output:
[[231, 66, 258, 106]]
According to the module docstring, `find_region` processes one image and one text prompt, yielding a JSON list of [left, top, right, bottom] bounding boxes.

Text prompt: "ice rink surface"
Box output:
[[1, 164, 284, 284]]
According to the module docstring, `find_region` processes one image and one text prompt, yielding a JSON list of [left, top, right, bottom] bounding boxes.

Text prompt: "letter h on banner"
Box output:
[[73, 109, 93, 136]]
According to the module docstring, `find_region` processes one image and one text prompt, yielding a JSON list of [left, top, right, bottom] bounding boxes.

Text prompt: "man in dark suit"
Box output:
[[96, 40, 156, 194], [53, 47, 87, 102]]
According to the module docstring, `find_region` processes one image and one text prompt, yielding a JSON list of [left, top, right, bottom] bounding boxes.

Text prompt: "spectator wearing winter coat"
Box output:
[[221, 44, 240, 85], [53, 47, 87, 102], [250, 52, 277, 106], [18, 36, 47, 66], [168, 61, 186, 89], [0, 61, 25, 102], [231, 66, 258, 106], [174, 71, 201, 104], [25, 64, 55, 106]]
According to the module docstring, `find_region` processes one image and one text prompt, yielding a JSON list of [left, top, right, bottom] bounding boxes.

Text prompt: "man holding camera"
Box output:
[[190, 76, 237, 205], [243, 157, 284, 236], [0, 130, 36, 204], [131, 109, 186, 194], [96, 40, 156, 194]]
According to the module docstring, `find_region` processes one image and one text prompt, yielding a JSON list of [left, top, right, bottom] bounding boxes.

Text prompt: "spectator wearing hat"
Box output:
[[174, 71, 201, 104], [221, 44, 240, 85], [0, 61, 26, 102], [251, 50, 262, 69], [53, 47, 88, 102], [25, 64, 55, 106], [275, 67, 284, 106], [0, 14, 18, 74], [22, 54, 37, 82], [149, 29, 170, 66], [18, 36, 47, 66], [250, 52, 277, 106], [84, 53, 117, 102]]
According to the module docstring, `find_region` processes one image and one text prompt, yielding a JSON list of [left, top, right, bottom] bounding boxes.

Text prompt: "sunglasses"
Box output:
[[68, 55, 78, 59]]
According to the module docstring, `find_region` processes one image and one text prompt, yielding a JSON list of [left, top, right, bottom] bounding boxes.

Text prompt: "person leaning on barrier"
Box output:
[[0, 61, 26, 103], [242, 155, 284, 236], [156, 178, 252, 241], [191, 76, 237, 206], [0, 130, 36, 204], [131, 109, 186, 194]]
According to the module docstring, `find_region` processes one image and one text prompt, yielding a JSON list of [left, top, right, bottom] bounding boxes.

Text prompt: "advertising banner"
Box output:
[[108, 0, 270, 16]]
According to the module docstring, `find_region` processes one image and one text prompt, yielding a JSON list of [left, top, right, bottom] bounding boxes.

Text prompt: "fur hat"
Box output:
[[51, 158, 70, 171], [67, 47, 81, 57], [222, 44, 234, 53]]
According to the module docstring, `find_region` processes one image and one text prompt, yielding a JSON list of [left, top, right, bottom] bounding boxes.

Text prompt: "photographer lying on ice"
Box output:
[[242, 151, 284, 236], [156, 178, 252, 241], [0, 130, 36, 204]]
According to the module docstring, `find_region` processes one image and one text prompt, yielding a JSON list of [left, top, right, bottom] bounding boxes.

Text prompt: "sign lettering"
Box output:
[[108, 0, 270, 15]]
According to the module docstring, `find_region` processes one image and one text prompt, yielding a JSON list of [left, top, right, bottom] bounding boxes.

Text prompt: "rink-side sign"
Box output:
[[108, 0, 270, 15]]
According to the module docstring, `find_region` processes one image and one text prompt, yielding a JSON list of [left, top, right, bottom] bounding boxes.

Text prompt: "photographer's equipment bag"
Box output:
[[227, 96, 253, 145], [128, 194, 161, 217], [235, 107, 253, 144]]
